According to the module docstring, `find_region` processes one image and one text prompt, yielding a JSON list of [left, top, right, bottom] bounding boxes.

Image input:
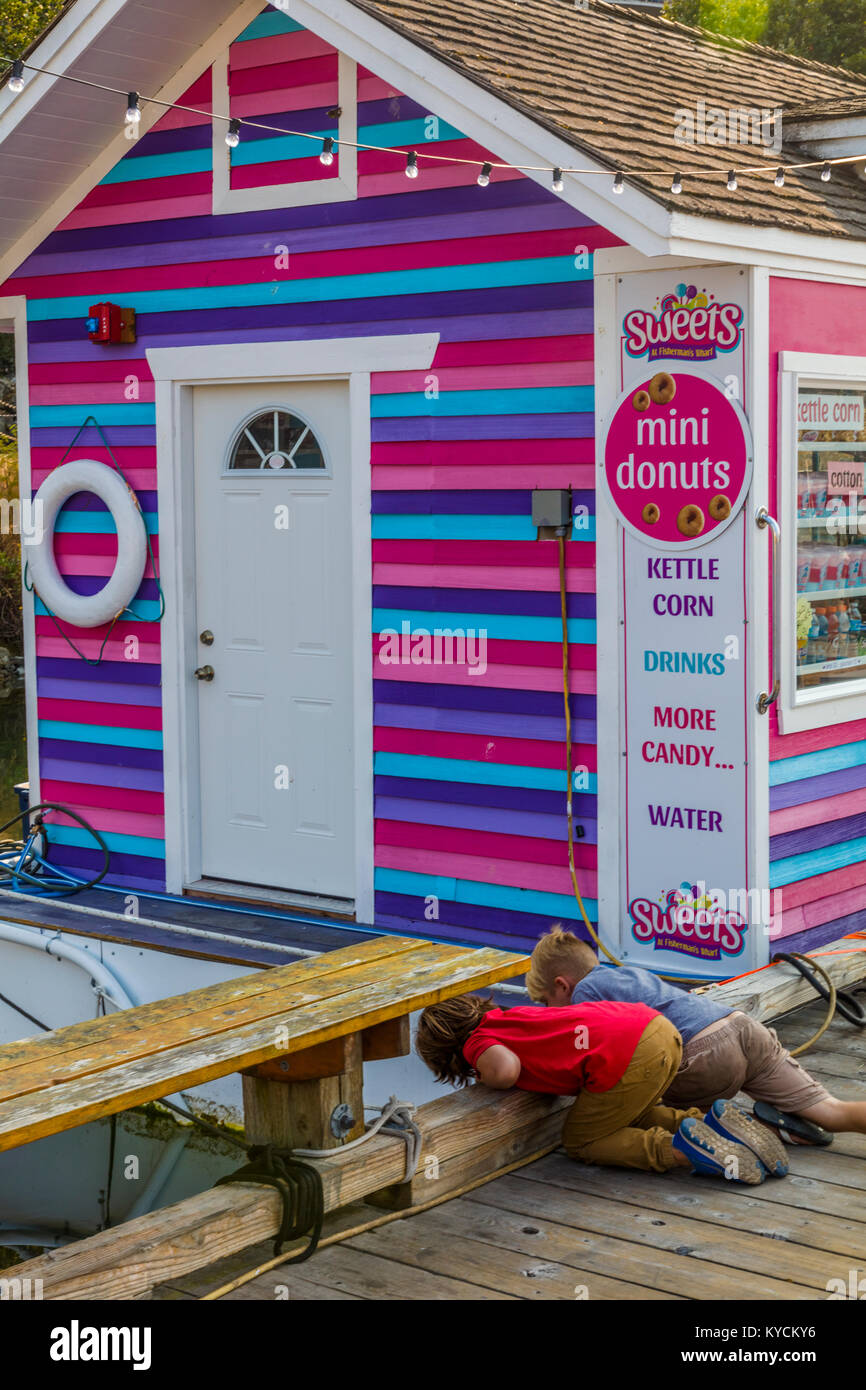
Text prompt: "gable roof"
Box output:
[[349, 0, 866, 241]]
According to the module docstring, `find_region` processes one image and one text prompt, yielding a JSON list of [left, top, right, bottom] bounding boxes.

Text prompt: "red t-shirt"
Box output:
[[463, 1002, 659, 1094]]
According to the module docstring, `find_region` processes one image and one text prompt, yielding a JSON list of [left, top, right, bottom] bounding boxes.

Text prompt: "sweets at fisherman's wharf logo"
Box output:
[[623, 284, 744, 363], [629, 880, 749, 962]]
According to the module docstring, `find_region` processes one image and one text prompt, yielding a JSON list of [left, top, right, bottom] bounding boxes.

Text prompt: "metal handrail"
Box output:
[[756, 506, 781, 714]]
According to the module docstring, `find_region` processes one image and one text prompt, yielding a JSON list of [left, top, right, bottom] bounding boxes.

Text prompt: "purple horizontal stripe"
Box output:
[[375, 891, 590, 945], [372, 413, 593, 442], [373, 679, 595, 720], [32, 427, 155, 447], [58, 491, 158, 511], [24, 204, 580, 278], [374, 909, 539, 955], [373, 587, 595, 619], [36, 657, 162, 685], [769, 762, 866, 811], [371, 489, 594, 515], [37, 678, 163, 707], [28, 309, 590, 362], [769, 810, 866, 861], [44, 842, 165, 882], [31, 179, 580, 257], [376, 794, 597, 843], [126, 122, 213, 158], [374, 701, 595, 744], [777, 908, 866, 956], [30, 280, 591, 342], [374, 774, 595, 817], [39, 738, 163, 770], [40, 757, 164, 792], [49, 576, 160, 602]]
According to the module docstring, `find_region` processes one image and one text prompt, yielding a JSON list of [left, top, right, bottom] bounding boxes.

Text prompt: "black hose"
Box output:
[[772, 951, 866, 1028]]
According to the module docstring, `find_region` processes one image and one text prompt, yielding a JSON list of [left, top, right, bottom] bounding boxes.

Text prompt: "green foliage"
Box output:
[[664, 0, 866, 70], [0, 1, 65, 60], [0, 437, 22, 651]]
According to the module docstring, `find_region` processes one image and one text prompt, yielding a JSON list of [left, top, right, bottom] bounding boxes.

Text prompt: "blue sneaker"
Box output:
[[672, 1116, 767, 1185], [703, 1099, 789, 1177]]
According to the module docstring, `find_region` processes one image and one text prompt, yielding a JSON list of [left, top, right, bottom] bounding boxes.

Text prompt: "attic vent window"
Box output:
[[229, 410, 326, 471]]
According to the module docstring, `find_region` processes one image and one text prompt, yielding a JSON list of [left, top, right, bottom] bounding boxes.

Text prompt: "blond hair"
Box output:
[[526, 924, 597, 1002]]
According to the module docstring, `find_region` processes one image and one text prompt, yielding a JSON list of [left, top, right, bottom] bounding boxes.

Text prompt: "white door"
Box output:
[[191, 380, 354, 900]]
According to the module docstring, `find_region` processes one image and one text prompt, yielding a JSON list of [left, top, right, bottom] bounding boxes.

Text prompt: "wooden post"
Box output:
[[242, 1033, 365, 1150]]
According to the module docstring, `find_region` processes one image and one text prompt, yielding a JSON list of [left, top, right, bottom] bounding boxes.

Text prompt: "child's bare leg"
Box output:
[[797, 1095, 866, 1136]]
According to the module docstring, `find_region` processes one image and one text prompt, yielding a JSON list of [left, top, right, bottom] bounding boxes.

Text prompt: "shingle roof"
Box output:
[[350, 0, 866, 240]]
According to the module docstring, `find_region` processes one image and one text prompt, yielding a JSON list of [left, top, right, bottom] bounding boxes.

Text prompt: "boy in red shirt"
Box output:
[[416, 993, 787, 1183]]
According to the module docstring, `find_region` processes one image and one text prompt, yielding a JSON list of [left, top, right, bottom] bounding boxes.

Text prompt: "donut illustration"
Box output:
[[641, 502, 660, 524], [648, 372, 676, 404], [677, 504, 704, 537], [709, 494, 732, 521], [632, 388, 651, 411]]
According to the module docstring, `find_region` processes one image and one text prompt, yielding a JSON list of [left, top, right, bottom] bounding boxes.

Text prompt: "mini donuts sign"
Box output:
[[602, 366, 753, 550]]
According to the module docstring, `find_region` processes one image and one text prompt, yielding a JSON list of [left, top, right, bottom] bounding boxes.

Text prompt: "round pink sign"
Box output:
[[602, 368, 753, 549]]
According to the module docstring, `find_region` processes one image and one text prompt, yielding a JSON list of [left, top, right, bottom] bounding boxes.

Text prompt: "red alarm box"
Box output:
[[86, 302, 136, 344]]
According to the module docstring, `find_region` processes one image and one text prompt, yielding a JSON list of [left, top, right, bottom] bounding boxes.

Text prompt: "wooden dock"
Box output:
[[154, 996, 866, 1301]]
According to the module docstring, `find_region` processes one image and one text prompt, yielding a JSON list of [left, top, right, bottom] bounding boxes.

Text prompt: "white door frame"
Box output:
[[147, 333, 439, 922]]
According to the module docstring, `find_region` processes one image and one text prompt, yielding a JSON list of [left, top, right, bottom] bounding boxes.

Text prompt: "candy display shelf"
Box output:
[[797, 653, 866, 675], [798, 585, 866, 600]]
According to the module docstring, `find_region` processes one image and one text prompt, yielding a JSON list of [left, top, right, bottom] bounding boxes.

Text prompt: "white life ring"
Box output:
[[28, 459, 148, 628]]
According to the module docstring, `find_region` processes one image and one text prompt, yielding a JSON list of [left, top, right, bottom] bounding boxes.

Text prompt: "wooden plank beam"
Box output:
[[693, 934, 866, 1022], [8, 1087, 569, 1300]]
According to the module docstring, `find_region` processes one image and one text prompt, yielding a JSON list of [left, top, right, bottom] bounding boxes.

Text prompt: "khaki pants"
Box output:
[[663, 1011, 830, 1114], [562, 1015, 703, 1172]]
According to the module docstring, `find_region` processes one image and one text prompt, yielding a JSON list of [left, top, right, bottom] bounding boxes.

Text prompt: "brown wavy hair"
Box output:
[[415, 993, 497, 1087]]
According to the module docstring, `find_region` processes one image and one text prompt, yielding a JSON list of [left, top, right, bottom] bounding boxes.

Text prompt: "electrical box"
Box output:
[[531, 488, 572, 529], [86, 303, 137, 345]]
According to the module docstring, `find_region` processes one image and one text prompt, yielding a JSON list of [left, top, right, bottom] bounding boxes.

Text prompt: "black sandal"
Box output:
[[753, 1100, 833, 1147]]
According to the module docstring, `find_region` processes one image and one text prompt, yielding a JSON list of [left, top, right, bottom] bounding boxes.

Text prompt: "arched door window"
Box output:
[[228, 409, 327, 472]]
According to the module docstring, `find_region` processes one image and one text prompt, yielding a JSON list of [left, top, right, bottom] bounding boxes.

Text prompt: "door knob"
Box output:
[[194, 665, 215, 682]]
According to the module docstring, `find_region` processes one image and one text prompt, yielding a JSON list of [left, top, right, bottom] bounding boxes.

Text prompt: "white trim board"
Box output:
[[147, 332, 438, 922], [0, 297, 39, 810]]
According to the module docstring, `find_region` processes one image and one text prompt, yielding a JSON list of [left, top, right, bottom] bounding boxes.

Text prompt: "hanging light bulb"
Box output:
[[552, 167, 564, 192], [225, 118, 241, 149], [671, 171, 683, 195], [613, 171, 624, 194], [477, 162, 493, 187], [319, 136, 335, 165], [726, 170, 738, 191], [821, 161, 832, 182], [124, 91, 141, 140], [774, 167, 785, 188], [405, 150, 419, 179], [7, 60, 25, 94]]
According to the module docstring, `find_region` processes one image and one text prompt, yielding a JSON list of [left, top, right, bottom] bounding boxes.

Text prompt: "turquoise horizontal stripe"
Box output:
[[53, 511, 158, 535], [771, 835, 866, 888], [374, 751, 598, 795], [375, 867, 598, 921], [373, 608, 595, 644], [48, 823, 166, 859], [769, 739, 866, 786], [372, 386, 591, 417], [372, 515, 596, 542], [231, 117, 466, 171], [38, 720, 163, 750], [35, 596, 161, 621], [28, 256, 587, 321], [31, 404, 155, 427], [101, 147, 211, 186], [236, 10, 303, 40]]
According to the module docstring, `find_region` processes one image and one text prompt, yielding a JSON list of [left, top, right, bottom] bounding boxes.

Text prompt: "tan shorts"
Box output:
[[662, 1010, 830, 1114]]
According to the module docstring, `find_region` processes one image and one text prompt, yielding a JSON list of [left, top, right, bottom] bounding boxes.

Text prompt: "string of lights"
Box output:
[[4, 53, 865, 196]]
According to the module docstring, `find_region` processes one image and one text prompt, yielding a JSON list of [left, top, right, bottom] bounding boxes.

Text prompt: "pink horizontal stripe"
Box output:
[[35, 615, 159, 640], [375, 844, 598, 897], [151, 71, 211, 129], [769, 715, 866, 758], [44, 806, 164, 838], [30, 362, 151, 385], [231, 156, 340, 191], [38, 698, 162, 731], [79, 172, 211, 212], [230, 30, 333, 71], [374, 727, 597, 771], [371, 440, 595, 467], [36, 637, 160, 663], [779, 858, 866, 909], [373, 563, 594, 593], [372, 465, 595, 491], [432, 337, 594, 368], [776, 881, 866, 939], [35, 471, 158, 493], [59, 194, 212, 230], [55, 554, 158, 580], [373, 636, 594, 671], [230, 55, 337, 97], [377, 818, 594, 869], [769, 787, 866, 836], [359, 165, 524, 199], [358, 68, 400, 100], [51, 534, 159, 560], [371, 361, 592, 393], [41, 779, 164, 815], [373, 540, 594, 568], [32, 444, 155, 463], [373, 658, 595, 694], [30, 383, 156, 406], [230, 81, 340, 119]]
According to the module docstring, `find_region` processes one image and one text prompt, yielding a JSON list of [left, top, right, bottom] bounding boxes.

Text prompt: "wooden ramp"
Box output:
[[156, 997, 866, 1301]]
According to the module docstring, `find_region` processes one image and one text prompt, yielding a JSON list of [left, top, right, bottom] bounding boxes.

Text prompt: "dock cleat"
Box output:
[[703, 1099, 789, 1177], [672, 1116, 767, 1185]]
